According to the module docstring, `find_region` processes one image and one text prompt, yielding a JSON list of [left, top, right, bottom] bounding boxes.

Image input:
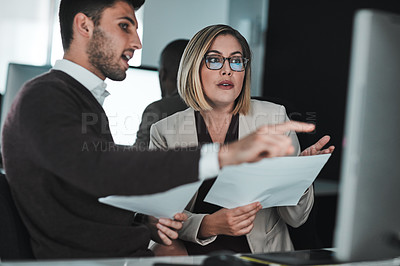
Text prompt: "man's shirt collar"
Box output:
[[53, 59, 110, 105]]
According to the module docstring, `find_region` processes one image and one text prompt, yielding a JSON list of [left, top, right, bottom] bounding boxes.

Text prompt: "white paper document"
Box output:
[[99, 180, 202, 219], [204, 154, 331, 209], [99, 154, 330, 218]]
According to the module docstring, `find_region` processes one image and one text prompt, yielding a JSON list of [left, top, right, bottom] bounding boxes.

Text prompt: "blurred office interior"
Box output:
[[1, 0, 400, 250]]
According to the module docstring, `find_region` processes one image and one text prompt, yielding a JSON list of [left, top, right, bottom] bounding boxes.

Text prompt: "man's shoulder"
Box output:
[[150, 95, 186, 107], [14, 70, 95, 113], [144, 95, 187, 117], [21, 70, 77, 95]]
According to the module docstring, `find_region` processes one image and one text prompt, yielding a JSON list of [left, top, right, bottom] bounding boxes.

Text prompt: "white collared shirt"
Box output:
[[52, 59, 220, 180], [53, 59, 110, 105]]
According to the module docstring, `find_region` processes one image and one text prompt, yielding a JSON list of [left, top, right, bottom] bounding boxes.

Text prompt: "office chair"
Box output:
[[0, 173, 34, 260]]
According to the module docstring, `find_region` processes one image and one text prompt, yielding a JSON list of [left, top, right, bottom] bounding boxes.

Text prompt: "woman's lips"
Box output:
[[217, 80, 234, 89]]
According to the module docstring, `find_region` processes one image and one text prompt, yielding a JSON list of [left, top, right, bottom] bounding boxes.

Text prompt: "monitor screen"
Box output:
[[103, 66, 161, 145], [334, 9, 400, 261]]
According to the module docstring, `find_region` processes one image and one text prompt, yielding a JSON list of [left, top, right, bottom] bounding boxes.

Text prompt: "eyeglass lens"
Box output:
[[205, 55, 247, 72]]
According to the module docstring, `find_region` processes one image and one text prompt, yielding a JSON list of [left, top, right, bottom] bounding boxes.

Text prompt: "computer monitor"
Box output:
[[0, 63, 51, 139], [240, 8, 400, 265], [103, 66, 161, 145], [334, 9, 400, 261]]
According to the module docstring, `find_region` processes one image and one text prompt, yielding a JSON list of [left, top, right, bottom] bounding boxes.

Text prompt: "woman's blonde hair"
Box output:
[[177, 24, 252, 115]]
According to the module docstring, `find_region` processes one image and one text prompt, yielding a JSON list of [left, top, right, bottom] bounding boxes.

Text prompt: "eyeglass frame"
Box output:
[[203, 54, 249, 72]]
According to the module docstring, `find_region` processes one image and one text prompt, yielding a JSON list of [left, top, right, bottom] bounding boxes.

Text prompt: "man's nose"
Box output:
[[130, 30, 142, 50]]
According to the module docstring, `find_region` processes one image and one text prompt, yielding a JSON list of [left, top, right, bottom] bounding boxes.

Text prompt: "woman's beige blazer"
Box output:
[[149, 100, 314, 253]]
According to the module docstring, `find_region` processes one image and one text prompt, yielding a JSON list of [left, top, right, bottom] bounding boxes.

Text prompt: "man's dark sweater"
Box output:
[[1, 70, 200, 259]]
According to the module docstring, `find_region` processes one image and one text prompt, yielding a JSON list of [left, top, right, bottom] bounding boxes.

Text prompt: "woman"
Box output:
[[149, 24, 334, 255]]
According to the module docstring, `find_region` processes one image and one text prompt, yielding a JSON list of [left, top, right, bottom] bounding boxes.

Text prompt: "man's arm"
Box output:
[[18, 81, 201, 197]]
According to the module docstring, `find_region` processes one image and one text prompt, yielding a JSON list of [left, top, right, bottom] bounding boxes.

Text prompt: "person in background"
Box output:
[[149, 24, 334, 256], [1, 0, 315, 260], [135, 39, 188, 149]]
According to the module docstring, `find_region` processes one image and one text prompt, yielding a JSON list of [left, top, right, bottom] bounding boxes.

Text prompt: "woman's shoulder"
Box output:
[[249, 99, 285, 114], [152, 107, 194, 128]]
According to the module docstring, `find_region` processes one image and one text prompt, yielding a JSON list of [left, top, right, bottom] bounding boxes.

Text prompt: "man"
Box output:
[[135, 39, 188, 149], [135, 39, 189, 149], [1, 0, 314, 259]]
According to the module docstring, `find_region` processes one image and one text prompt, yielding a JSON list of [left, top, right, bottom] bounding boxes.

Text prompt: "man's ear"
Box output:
[[73, 13, 94, 38]]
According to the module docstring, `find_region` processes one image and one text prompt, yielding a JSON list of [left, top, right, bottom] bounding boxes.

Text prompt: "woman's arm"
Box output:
[[198, 202, 262, 237], [178, 210, 217, 245], [277, 185, 314, 228], [179, 202, 261, 244]]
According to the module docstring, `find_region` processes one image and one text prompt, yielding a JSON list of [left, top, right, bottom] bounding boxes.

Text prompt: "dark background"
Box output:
[[262, 0, 400, 248]]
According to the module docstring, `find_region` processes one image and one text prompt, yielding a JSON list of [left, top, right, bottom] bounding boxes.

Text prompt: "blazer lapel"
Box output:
[[175, 109, 199, 147], [239, 107, 258, 139]]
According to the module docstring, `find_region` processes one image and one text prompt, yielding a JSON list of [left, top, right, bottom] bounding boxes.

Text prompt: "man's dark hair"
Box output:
[[59, 0, 145, 51]]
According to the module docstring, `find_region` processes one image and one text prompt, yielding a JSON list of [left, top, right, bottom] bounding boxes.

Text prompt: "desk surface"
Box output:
[[2, 255, 400, 266], [0, 256, 207, 266]]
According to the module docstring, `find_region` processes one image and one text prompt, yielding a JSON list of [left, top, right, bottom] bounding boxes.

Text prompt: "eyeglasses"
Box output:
[[204, 54, 248, 72]]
